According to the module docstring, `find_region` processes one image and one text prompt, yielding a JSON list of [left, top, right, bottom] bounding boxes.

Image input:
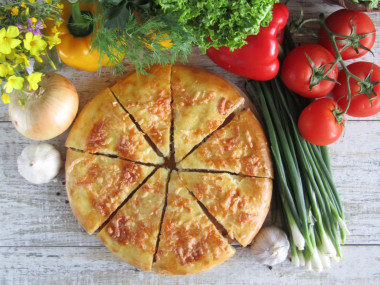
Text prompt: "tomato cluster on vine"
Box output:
[[281, 9, 379, 146]]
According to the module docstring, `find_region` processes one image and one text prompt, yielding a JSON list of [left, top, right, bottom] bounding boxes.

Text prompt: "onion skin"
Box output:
[[9, 73, 79, 140]]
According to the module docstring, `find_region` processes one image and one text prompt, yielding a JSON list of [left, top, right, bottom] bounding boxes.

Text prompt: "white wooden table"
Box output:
[[1, 1, 380, 284]]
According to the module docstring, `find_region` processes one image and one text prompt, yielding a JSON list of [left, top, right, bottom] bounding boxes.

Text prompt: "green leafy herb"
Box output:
[[89, 0, 194, 74], [352, 0, 379, 9], [156, 0, 278, 52]]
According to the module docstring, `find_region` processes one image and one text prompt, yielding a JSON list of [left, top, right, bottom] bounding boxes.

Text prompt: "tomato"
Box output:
[[319, 9, 376, 60], [298, 98, 345, 146], [333, 61, 380, 117], [281, 44, 338, 98]]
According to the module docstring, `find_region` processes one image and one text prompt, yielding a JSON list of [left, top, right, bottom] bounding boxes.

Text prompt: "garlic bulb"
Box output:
[[17, 144, 62, 184], [250, 225, 290, 266]]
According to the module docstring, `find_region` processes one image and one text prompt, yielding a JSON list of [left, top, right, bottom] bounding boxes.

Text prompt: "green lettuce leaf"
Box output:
[[156, 0, 278, 52]]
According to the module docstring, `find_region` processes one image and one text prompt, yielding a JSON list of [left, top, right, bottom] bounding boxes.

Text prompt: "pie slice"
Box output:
[[178, 172, 272, 247], [65, 149, 155, 234], [154, 171, 235, 275], [179, 109, 273, 178], [110, 65, 172, 157], [97, 168, 169, 272], [171, 65, 244, 162], [65, 88, 164, 164]]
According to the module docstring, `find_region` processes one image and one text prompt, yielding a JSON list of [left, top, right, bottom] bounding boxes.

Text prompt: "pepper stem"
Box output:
[[69, 1, 86, 25], [67, 0, 93, 38]]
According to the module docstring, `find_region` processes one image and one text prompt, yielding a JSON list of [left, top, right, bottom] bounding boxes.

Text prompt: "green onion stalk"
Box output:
[[245, 25, 351, 269], [246, 77, 349, 271]]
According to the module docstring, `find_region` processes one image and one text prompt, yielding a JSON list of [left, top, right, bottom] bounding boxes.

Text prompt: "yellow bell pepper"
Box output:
[[56, 1, 108, 72]]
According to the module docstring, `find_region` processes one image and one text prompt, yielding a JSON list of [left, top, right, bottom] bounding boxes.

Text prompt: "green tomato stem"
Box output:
[[318, 13, 376, 118]]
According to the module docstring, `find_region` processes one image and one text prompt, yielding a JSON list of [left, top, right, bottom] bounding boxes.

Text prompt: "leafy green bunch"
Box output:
[[90, 0, 194, 73], [352, 0, 379, 9], [156, 0, 279, 52]]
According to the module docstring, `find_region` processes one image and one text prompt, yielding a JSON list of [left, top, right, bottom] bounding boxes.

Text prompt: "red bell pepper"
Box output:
[[206, 3, 289, 81]]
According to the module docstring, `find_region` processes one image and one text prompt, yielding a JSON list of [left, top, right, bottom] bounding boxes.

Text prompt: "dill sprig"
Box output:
[[89, 0, 194, 74]]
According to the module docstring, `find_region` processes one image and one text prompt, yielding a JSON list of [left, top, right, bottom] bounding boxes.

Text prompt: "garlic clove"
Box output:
[[17, 143, 62, 184], [250, 225, 290, 266]]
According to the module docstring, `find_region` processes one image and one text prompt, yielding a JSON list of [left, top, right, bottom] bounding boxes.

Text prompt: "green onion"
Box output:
[[245, 76, 348, 272]]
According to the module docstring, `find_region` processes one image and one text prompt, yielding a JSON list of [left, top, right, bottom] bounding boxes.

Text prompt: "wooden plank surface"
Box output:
[[1, 0, 380, 283], [1, 246, 380, 284]]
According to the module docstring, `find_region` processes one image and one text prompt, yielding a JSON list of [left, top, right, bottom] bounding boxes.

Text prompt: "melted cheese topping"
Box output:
[[154, 171, 235, 275], [111, 65, 172, 157], [65, 149, 155, 234], [66, 65, 273, 275], [98, 168, 168, 272], [171, 65, 244, 162], [65, 88, 163, 164], [179, 109, 273, 178], [179, 172, 272, 247]]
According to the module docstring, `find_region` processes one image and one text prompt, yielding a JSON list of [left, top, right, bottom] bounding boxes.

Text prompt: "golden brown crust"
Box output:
[[171, 65, 244, 162], [65, 65, 274, 275], [110, 65, 172, 157], [178, 172, 272, 247], [179, 109, 273, 178], [154, 171, 235, 275], [65, 88, 164, 164], [65, 149, 155, 234], [97, 168, 169, 272]]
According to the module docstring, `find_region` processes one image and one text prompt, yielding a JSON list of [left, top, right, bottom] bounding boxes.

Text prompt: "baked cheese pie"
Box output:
[[65, 65, 272, 275], [65, 149, 155, 234], [179, 109, 273, 178], [65, 88, 164, 164], [178, 171, 272, 247], [171, 65, 244, 162], [154, 171, 235, 275], [98, 168, 169, 272], [111, 65, 172, 157]]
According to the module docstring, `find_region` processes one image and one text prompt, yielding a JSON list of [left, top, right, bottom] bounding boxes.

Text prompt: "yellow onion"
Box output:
[[9, 73, 79, 140]]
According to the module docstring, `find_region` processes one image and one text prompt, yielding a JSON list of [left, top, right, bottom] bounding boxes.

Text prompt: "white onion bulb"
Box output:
[[9, 73, 79, 140]]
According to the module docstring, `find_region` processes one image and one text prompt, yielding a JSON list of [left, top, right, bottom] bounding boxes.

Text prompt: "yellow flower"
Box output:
[[0, 26, 22, 54], [1, 92, 10, 104], [0, 16, 5, 20], [4, 76, 24, 93], [0, 63, 14, 77], [50, 26, 58, 34], [23, 32, 47, 57], [22, 4, 30, 15], [45, 33, 61, 49], [15, 53, 30, 67], [30, 17, 37, 24], [56, 3, 64, 10], [11, 7, 19, 16], [26, 72, 42, 91], [28, 0, 36, 3], [4, 49, 16, 59]]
